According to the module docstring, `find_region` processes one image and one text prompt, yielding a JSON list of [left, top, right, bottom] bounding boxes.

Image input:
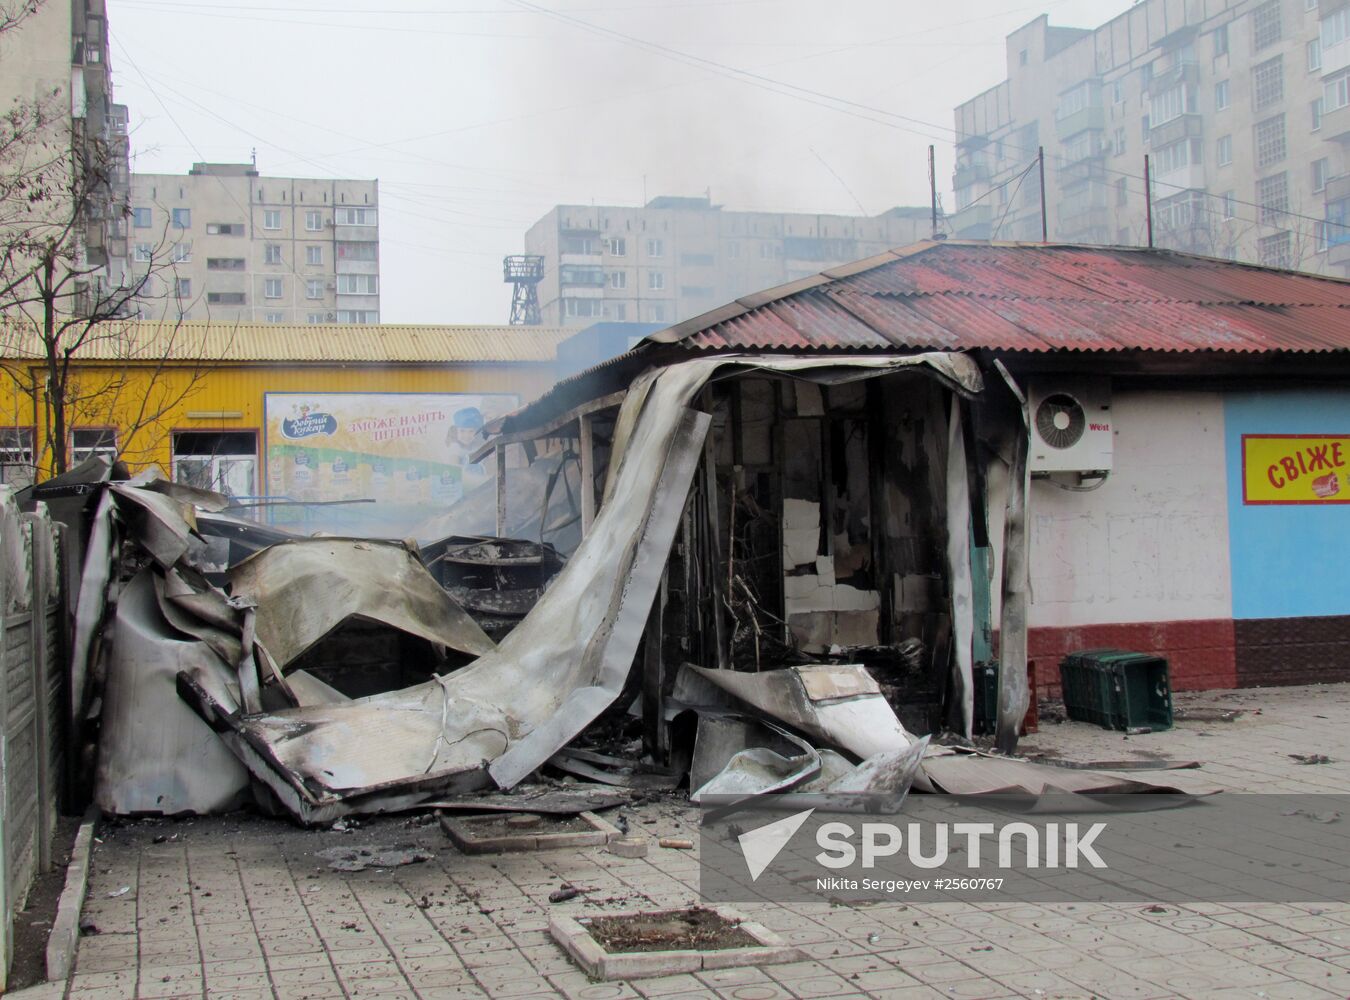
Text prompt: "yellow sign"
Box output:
[[1242, 435, 1350, 505]]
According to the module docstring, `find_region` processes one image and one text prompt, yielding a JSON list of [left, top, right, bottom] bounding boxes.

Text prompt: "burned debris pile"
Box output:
[[56, 356, 1210, 830]]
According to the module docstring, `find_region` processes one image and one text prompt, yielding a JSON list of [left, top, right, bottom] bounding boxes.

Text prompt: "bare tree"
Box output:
[[0, 1, 218, 480]]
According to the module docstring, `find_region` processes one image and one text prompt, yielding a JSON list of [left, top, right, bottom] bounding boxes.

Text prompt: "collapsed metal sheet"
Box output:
[[95, 570, 250, 815], [227, 538, 495, 667], [181, 354, 979, 819], [690, 716, 821, 802], [676, 663, 915, 760], [919, 751, 1222, 796]]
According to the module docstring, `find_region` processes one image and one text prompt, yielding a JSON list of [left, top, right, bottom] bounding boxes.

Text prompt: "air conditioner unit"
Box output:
[[1028, 378, 1113, 473], [325, 312, 336, 321], [326, 282, 336, 290]]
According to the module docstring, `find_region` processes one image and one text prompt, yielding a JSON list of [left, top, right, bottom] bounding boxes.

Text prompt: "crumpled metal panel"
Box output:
[[666, 242, 1350, 355], [227, 538, 495, 667]]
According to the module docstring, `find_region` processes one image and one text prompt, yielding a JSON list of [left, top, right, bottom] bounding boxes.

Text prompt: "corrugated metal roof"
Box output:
[[0, 321, 569, 363], [651, 242, 1350, 355]]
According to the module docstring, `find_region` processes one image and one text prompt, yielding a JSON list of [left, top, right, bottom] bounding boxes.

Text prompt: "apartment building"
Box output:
[[523, 196, 933, 327], [0, 0, 132, 301], [129, 164, 380, 324], [952, 0, 1340, 275]]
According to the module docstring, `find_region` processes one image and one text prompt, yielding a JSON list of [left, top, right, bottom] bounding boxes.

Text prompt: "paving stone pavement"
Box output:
[[56, 684, 1350, 999]]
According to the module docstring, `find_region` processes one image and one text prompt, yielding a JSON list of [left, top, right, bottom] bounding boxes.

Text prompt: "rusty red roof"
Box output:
[[647, 242, 1350, 355]]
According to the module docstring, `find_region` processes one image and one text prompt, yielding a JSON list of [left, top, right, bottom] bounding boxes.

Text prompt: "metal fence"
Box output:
[[0, 491, 66, 990]]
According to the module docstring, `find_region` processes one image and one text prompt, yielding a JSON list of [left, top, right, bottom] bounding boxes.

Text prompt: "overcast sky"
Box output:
[[107, 0, 1129, 324]]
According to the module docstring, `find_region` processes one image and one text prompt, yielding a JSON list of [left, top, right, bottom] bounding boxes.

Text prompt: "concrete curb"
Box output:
[[45, 807, 98, 983]]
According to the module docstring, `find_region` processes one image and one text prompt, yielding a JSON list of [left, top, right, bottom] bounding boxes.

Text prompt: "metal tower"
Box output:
[[503, 255, 545, 325]]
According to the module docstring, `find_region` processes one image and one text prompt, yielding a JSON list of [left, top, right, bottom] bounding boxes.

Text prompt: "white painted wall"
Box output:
[[987, 389, 1232, 628]]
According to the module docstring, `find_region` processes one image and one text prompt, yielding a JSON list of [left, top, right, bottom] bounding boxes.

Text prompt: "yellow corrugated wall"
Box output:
[[0, 360, 559, 482]]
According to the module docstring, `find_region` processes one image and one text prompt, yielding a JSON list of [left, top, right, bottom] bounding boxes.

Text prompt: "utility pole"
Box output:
[[1144, 154, 1154, 248], [929, 144, 938, 239], [1037, 146, 1048, 242]]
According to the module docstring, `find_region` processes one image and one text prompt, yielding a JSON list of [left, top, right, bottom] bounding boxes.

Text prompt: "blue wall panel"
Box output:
[[1225, 390, 1350, 620]]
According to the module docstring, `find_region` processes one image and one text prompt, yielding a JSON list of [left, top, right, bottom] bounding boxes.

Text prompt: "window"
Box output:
[[206, 223, 243, 235], [265, 312, 284, 323], [206, 291, 246, 305], [560, 236, 597, 255], [1252, 56, 1284, 110], [264, 278, 283, 298], [305, 210, 323, 231], [1255, 114, 1287, 166], [759, 243, 774, 259], [132, 207, 151, 228], [134, 243, 152, 262], [649, 303, 666, 322], [559, 264, 604, 286], [610, 303, 627, 321], [307, 312, 325, 324], [604, 237, 626, 257], [1324, 7, 1350, 49], [336, 274, 378, 295], [1309, 39, 1322, 72], [728, 242, 740, 259], [175, 277, 191, 298], [263, 209, 281, 230], [1215, 80, 1230, 110], [337, 242, 378, 261], [1113, 127, 1126, 156], [0, 429, 34, 488], [1313, 97, 1325, 130], [646, 238, 663, 257], [1316, 220, 1329, 253], [206, 257, 245, 270], [609, 271, 626, 289], [1153, 139, 1193, 173], [1252, 0, 1282, 50], [1156, 190, 1206, 231], [1056, 80, 1099, 120], [1326, 70, 1350, 111], [1308, 0, 1319, 9], [1019, 49, 1027, 65], [1152, 85, 1186, 125], [171, 208, 190, 229], [1213, 23, 1229, 57], [1257, 231, 1292, 268], [1061, 129, 1099, 163], [306, 279, 324, 299], [306, 245, 322, 266], [648, 271, 665, 291], [336, 310, 378, 323], [264, 243, 282, 265], [71, 428, 116, 466], [1115, 177, 1128, 206], [1112, 80, 1124, 104], [562, 298, 603, 318], [334, 207, 376, 226], [1217, 135, 1233, 165], [172, 242, 191, 263], [172, 431, 256, 499], [1314, 157, 1330, 192], [1256, 172, 1289, 225], [1222, 191, 1237, 219]]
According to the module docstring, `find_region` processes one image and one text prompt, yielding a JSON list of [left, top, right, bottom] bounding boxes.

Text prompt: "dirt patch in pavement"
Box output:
[[582, 907, 758, 953], [10, 814, 82, 991], [454, 813, 598, 837]]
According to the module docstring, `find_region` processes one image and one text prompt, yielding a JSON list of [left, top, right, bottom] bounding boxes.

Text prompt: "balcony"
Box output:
[[1323, 100, 1350, 143], [1150, 113, 1204, 149], [1054, 105, 1105, 141], [951, 203, 994, 239], [1146, 62, 1199, 97], [954, 160, 992, 191], [1058, 203, 1111, 237], [1059, 154, 1107, 187]]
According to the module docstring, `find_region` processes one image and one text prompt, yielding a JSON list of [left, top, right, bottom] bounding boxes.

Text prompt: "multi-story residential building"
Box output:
[[523, 196, 932, 327], [129, 164, 380, 324], [0, 0, 132, 304], [952, 0, 1340, 275]]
